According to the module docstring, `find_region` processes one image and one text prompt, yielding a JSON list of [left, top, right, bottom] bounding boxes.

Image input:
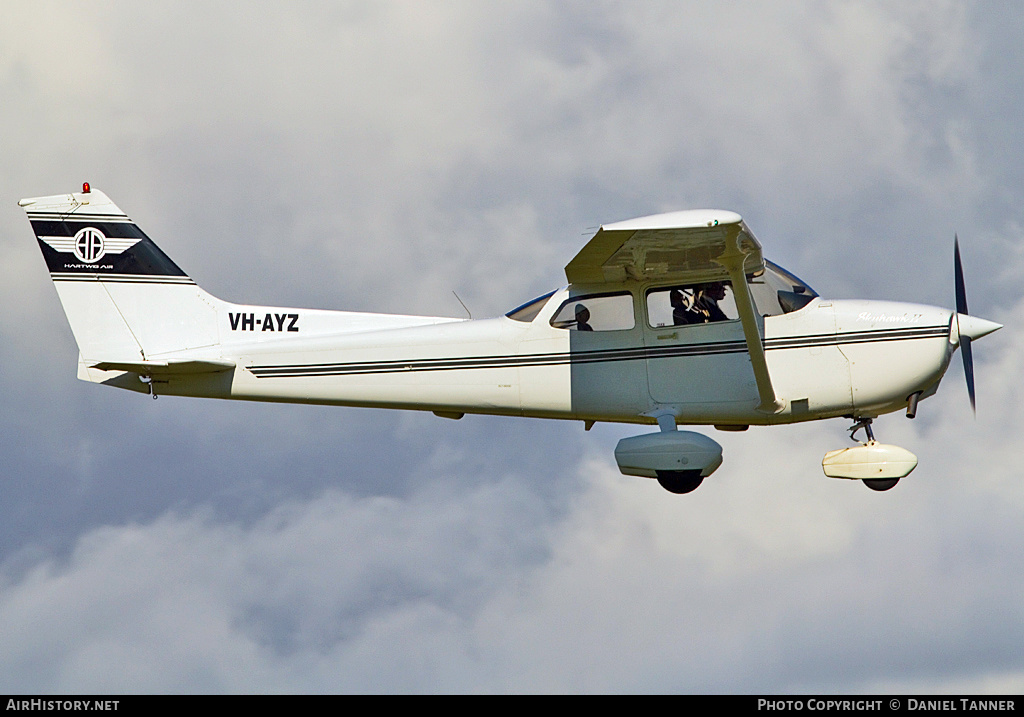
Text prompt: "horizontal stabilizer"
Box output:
[[91, 359, 235, 376]]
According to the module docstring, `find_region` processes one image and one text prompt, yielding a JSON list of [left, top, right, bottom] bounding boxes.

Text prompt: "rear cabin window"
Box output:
[[506, 291, 555, 322], [550, 293, 635, 332]]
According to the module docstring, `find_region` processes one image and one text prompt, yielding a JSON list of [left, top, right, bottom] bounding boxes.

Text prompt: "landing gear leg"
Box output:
[[848, 417, 875, 444]]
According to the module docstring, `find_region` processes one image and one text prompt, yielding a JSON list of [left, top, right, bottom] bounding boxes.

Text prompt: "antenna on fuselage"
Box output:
[[452, 291, 472, 320]]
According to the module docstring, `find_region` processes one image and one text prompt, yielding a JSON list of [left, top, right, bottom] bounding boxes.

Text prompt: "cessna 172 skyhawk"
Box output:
[[21, 185, 1002, 494]]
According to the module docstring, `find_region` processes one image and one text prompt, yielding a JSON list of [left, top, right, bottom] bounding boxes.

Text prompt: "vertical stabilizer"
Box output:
[[20, 187, 219, 366]]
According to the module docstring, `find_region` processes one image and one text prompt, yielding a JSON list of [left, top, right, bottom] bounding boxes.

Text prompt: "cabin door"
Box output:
[[642, 284, 759, 407]]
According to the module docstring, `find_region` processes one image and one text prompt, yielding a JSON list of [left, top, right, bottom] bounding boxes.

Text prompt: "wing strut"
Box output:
[[715, 227, 784, 414]]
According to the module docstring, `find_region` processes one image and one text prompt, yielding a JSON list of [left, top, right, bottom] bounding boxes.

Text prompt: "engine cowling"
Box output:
[[614, 431, 724, 479]]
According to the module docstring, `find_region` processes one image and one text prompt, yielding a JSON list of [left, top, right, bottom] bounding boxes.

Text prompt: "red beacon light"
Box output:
[[82, 182, 91, 194]]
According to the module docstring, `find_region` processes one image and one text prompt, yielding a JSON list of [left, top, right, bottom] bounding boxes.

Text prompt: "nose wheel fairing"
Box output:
[[822, 440, 918, 481], [822, 417, 917, 490]]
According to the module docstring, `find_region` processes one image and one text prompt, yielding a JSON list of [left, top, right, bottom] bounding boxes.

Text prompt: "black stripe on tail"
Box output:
[[29, 215, 189, 280]]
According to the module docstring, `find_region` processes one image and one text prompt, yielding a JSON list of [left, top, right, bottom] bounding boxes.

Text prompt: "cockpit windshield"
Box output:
[[747, 260, 818, 316]]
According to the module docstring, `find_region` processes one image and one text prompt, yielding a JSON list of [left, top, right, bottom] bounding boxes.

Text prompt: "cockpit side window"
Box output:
[[550, 292, 635, 332], [646, 282, 738, 328]]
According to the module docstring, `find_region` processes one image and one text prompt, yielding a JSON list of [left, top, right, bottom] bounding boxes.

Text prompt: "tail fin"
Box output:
[[20, 187, 220, 369]]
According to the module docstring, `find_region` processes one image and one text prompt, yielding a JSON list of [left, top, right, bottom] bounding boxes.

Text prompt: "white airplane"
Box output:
[[21, 184, 1002, 494]]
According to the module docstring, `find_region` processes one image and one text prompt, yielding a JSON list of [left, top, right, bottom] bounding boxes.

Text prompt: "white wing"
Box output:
[[565, 209, 764, 286]]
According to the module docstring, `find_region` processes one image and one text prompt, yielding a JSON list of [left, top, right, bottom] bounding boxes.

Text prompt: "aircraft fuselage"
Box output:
[[117, 287, 955, 428]]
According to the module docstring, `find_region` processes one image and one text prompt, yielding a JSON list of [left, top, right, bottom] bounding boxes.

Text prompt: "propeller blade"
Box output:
[[954, 235, 976, 414], [962, 335, 976, 415], [954, 235, 969, 316]]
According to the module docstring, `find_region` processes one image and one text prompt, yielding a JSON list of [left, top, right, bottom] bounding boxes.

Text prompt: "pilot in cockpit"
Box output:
[[692, 282, 729, 323], [671, 282, 728, 325]]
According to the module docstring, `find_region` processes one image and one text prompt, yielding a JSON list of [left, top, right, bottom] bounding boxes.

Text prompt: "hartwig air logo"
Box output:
[[73, 227, 106, 263], [38, 226, 141, 269]]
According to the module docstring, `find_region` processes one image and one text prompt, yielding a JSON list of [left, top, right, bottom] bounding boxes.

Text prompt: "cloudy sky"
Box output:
[[1, 0, 1022, 694]]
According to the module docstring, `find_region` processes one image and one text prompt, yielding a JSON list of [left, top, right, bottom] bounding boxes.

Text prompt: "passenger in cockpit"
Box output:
[[574, 304, 593, 331]]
